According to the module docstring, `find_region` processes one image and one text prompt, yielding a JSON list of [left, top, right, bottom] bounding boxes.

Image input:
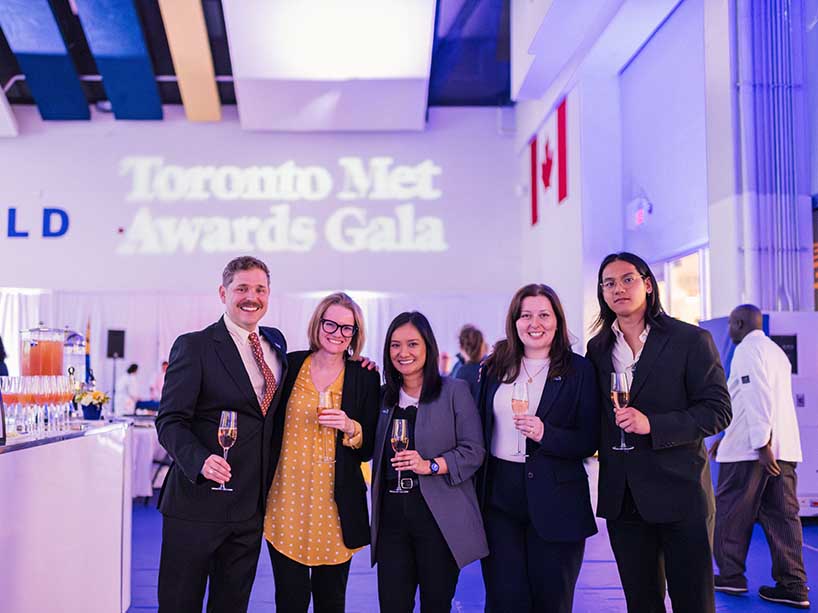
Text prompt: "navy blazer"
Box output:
[[269, 350, 380, 549], [157, 317, 288, 522], [586, 314, 731, 523], [477, 352, 600, 542]]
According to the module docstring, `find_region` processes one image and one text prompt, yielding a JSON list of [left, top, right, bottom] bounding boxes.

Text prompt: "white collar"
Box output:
[[743, 329, 765, 341], [223, 312, 259, 344], [611, 319, 650, 343]]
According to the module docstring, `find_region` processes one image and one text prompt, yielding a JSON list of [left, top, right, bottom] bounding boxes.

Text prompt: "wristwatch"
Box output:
[[428, 459, 440, 475]]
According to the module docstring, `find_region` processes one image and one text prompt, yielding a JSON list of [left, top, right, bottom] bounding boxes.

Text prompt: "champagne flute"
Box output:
[[212, 410, 237, 492], [611, 373, 634, 451], [317, 390, 336, 464], [511, 380, 529, 456], [389, 418, 410, 494]]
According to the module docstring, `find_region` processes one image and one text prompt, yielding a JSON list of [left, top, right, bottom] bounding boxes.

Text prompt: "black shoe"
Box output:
[[714, 575, 748, 594], [759, 585, 810, 609]]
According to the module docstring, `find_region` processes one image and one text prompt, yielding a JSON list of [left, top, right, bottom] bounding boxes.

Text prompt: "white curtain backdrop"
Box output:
[[1, 288, 514, 398]]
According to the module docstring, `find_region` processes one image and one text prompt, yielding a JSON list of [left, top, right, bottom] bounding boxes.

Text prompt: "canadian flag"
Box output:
[[529, 98, 568, 225]]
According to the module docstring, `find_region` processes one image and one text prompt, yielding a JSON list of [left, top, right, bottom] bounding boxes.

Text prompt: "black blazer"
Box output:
[[269, 350, 380, 549], [586, 314, 731, 523], [477, 352, 600, 542], [156, 317, 288, 522]]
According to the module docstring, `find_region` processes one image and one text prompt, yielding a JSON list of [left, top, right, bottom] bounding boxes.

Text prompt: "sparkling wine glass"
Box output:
[[389, 418, 410, 494], [212, 410, 237, 492], [611, 373, 634, 451], [511, 380, 529, 456], [317, 390, 336, 464]]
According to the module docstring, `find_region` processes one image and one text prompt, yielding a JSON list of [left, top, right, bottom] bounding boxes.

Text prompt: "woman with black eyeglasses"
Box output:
[[370, 311, 488, 612], [264, 292, 380, 613]]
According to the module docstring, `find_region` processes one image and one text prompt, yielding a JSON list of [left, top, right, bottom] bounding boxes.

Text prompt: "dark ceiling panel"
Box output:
[[0, 0, 510, 110]]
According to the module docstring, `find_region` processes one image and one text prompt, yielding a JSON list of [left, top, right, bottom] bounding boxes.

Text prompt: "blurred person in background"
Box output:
[[150, 360, 169, 401], [115, 363, 140, 415], [711, 304, 808, 609], [454, 324, 487, 401]]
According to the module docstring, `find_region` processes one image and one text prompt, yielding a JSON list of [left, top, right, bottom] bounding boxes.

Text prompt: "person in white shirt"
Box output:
[[149, 360, 169, 401], [114, 363, 140, 416], [711, 304, 808, 608]]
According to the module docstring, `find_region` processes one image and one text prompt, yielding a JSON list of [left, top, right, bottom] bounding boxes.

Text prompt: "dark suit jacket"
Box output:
[[586, 314, 731, 523], [371, 377, 488, 569], [269, 350, 380, 549], [477, 352, 600, 542], [156, 317, 288, 522]]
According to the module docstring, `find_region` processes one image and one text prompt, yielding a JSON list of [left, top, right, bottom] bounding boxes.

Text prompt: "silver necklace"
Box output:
[[522, 358, 548, 384]]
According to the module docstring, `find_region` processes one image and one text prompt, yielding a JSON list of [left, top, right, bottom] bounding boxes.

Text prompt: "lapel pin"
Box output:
[[554, 376, 562, 381]]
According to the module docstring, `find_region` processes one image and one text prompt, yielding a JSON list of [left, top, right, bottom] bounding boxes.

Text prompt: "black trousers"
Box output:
[[376, 488, 461, 613], [157, 513, 263, 613], [482, 505, 584, 613], [267, 543, 352, 613], [607, 486, 715, 613], [714, 460, 807, 591], [481, 458, 585, 613]]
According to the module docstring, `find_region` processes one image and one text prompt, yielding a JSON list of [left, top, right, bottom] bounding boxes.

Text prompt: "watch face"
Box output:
[[430, 461, 439, 473]]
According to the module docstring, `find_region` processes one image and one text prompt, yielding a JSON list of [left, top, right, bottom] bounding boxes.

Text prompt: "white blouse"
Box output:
[[491, 358, 549, 463]]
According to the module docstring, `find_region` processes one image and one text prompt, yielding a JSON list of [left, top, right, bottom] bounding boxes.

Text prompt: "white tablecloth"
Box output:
[[131, 423, 167, 498]]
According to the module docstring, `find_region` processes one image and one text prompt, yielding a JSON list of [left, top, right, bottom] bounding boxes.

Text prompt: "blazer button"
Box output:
[[527, 472, 534, 479]]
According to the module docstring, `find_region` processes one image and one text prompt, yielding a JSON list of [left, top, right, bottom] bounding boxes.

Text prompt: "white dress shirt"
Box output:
[[611, 320, 651, 378], [492, 358, 549, 463], [716, 330, 802, 463], [223, 313, 282, 407], [114, 372, 140, 416]]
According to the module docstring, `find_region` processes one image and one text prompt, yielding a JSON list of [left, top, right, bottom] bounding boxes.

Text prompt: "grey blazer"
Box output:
[[370, 377, 489, 569]]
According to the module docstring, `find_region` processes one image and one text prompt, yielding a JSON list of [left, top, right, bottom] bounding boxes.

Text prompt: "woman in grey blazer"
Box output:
[[371, 311, 488, 612]]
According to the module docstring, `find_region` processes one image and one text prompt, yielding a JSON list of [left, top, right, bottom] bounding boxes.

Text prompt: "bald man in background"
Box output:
[[711, 304, 808, 609]]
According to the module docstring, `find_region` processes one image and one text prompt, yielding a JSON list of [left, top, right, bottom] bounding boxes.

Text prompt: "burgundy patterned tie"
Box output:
[[248, 331, 277, 416]]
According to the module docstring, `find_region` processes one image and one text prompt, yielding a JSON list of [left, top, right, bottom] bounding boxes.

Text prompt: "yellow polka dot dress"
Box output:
[[264, 355, 363, 565]]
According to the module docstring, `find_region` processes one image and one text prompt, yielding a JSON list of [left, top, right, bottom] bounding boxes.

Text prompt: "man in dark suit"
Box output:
[[156, 256, 288, 613], [586, 252, 731, 613]]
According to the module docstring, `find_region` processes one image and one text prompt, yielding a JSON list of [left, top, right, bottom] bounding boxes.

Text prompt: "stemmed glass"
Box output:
[[611, 373, 634, 451], [317, 391, 336, 464], [511, 381, 529, 456], [0, 377, 16, 437], [389, 418, 410, 494], [212, 410, 237, 492]]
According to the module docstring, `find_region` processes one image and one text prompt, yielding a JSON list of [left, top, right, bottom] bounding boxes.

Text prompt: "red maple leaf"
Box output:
[[540, 138, 553, 190]]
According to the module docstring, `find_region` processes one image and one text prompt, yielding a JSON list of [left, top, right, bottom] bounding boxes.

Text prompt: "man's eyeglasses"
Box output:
[[600, 275, 645, 292], [321, 318, 358, 338]]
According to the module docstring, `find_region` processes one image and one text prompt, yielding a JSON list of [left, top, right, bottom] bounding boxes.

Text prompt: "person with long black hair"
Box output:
[[585, 252, 731, 613], [477, 284, 600, 613], [370, 311, 487, 612]]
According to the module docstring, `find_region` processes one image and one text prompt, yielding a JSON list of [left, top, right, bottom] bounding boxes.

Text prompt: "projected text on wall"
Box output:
[[116, 156, 448, 254]]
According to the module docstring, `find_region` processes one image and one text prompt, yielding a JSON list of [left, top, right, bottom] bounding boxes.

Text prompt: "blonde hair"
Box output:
[[307, 292, 366, 358]]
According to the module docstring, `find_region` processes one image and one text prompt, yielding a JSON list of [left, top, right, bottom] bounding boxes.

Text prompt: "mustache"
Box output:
[[238, 301, 262, 309]]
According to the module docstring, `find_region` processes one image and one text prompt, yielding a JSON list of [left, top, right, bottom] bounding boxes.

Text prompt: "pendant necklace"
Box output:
[[522, 358, 548, 384]]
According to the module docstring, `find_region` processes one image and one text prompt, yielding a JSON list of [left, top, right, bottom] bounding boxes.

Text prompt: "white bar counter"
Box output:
[[0, 419, 133, 613]]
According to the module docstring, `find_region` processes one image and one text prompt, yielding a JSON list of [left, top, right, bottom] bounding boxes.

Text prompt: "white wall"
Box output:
[[619, 0, 708, 261], [0, 106, 520, 295], [518, 88, 588, 348]]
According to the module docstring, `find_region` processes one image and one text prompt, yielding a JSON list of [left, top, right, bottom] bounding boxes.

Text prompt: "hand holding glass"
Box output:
[[611, 373, 634, 451], [511, 381, 529, 456], [389, 418, 410, 494], [212, 410, 237, 491], [317, 391, 336, 464]]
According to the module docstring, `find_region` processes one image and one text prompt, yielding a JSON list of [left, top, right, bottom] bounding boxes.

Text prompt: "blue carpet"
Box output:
[[128, 498, 817, 612]]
